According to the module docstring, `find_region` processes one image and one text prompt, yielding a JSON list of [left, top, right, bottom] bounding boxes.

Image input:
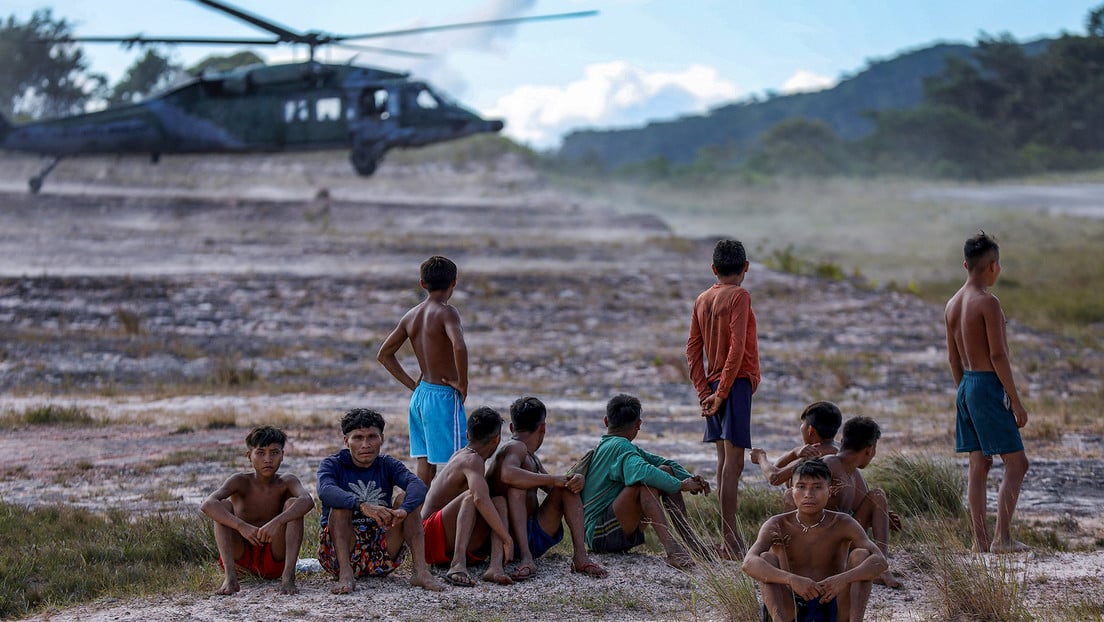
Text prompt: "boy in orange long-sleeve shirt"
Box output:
[[687, 239, 760, 559]]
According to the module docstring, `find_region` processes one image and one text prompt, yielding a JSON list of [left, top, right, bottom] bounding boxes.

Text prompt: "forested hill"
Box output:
[[557, 40, 1048, 169]]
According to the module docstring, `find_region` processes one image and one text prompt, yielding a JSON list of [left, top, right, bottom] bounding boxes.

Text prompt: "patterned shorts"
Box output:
[[318, 521, 408, 578]]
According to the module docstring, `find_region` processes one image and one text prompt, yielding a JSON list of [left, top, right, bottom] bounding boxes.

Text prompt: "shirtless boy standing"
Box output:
[[687, 239, 760, 558], [750, 400, 842, 488], [420, 406, 514, 587], [315, 409, 445, 594], [822, 416, 902, 589], [378, 255, 468, 485], [945, 231, 1030, 554], [487, 396, 608, 581], [743, 458, 887, 622], [201, 426, 315, 595]]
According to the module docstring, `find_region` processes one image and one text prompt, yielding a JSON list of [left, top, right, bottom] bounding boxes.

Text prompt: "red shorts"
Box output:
[[422, 510, 451, 566], [220, 542, 284, 579]]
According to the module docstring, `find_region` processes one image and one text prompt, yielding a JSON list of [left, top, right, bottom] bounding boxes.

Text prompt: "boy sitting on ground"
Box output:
[[420, 406, 514, 587], [822, 416, 903, 589], [316, 408, 444, 593], [201, 425, 315, 595], [743, 458, 887, 622], [487, 396, 608, 581], [751, 400, 842, 489], [580, 394, 711, 569]]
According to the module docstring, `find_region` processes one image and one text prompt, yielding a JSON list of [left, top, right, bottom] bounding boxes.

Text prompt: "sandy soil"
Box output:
[[1, 152, 1102, 620]]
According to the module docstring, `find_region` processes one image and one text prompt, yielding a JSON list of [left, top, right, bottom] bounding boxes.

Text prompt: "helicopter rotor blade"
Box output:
[[191, 0, 303, 42], [58, 35, 282, 47], [334, 10, 599, 43], [332, 43, 431, 59]]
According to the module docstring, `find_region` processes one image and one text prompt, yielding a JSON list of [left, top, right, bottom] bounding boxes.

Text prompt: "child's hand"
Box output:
[[797, 444, 820, 459], [1012, 403, 1028, 428], [816, 573, 848, 603], [239, 523, 263, 546], [565, 473, 585, 493], [749, 448, 766, 464], [700, 393, 722, 417], [788, 575, 821, 601]]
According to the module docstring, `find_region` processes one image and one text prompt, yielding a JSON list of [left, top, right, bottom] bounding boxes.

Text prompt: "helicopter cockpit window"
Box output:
[[316, 97, 341, 122], [414, 88, 439, 110], [284, 98, 310, 123]]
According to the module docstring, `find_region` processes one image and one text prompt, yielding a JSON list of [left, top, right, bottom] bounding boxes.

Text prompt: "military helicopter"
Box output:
[[0, 0, 596, 193]]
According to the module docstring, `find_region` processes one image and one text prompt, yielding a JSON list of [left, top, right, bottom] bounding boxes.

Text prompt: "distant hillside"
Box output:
[[558, 40, 1048, 169]]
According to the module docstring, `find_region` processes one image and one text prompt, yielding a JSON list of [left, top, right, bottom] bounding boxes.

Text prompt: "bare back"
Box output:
[[823, 455, 867, 514], [945, 284, 1006, 375], [404, 299, 462, 384], [422, 448, 482, 516]]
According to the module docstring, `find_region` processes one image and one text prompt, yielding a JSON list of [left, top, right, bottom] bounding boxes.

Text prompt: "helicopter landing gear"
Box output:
[[350, 144, 384, 177], [29, 156, 61, 194]]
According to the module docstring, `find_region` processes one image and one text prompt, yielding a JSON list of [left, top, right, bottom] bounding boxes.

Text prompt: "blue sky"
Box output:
[[7, 0, 1098, 147]]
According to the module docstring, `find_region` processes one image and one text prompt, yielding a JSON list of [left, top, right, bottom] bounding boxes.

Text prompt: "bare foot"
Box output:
[[749, 448, 766, 465], [482, 569, 514, 585], [990, 539, 1031, 554], [410, 571, 447, 592], [215, 578, 240, 596], [278, 579, 298, 595], [665, 553, 695, 570], [874, 570, 903, 589], [331, 575, 355, 594]]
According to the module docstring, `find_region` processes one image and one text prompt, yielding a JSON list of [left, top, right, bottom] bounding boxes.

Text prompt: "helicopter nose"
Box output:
[[489, 120, 504, 132]]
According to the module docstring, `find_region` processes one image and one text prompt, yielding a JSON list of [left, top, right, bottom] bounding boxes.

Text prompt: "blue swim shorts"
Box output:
[[520, 516, 564, 560], [703, 378, 752, 448], [409, 380, 466, 465], [955, 370, 1024, 456], [762, 595, 838, 622]]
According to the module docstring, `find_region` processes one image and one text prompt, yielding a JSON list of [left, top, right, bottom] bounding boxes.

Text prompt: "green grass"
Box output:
[[0, 404, 97, 428], [0, 503, 217, 619], [866, 452, 965, 519]]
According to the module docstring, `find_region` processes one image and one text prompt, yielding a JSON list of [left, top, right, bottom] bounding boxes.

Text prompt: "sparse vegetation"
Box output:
[[0, 502, 216, 619], [0, 404, 96, 427]]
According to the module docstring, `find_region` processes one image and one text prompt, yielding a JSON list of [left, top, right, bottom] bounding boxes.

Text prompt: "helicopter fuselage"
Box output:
[[0, 61, 504, 189]]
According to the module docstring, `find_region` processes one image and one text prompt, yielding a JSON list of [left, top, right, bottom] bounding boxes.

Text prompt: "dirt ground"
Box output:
[[1, 152, 1102, 620]]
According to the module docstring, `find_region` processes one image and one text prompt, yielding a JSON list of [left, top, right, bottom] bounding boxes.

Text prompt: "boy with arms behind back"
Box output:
[[201, 426, 315, 595], [378, 255, 468, 485], [945, 231, 1030, 553], [687, 239, 760, 558]]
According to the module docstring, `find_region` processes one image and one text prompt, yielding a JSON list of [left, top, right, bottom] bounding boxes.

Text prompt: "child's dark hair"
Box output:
[[510, 396, 547, 433], [793, 457, 832, 482], [964, 230, 999, 272], [341, 408, 386, 436], [840, 416, 881, 451], [468, 406, 503, 443], [246, 425, 287, 449], [713, 239, 747, 276], [801, 401, 843, 440], [421, 255, 458, 291], [606, 394, 642, 431]]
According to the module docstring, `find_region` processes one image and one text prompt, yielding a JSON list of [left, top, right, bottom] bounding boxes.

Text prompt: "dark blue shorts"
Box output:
[[956, 370, 1024, 456], [703, 378, 752, 448], [762, 595, 837, 622], [517, 516, 564, 560]]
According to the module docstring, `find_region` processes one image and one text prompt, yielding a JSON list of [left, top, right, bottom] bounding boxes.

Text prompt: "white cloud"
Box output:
[[780, 70, 836, 94], [486, 61, 740, 148]]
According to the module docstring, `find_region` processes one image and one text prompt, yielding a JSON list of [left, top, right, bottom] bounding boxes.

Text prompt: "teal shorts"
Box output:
[[409, 380, 466, 465], [955, 371, 1023, 456]]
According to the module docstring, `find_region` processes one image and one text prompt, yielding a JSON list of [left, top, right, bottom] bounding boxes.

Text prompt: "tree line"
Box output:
[[558, 4, 1104, 181], [0, 9, 262, 121]]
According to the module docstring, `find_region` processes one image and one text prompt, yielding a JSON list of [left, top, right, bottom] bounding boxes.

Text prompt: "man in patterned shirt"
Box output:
[[316, 408, 445, 593]]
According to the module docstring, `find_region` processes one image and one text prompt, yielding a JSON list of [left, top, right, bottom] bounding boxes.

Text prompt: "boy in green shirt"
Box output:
[[579, 394, 711, 569]]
